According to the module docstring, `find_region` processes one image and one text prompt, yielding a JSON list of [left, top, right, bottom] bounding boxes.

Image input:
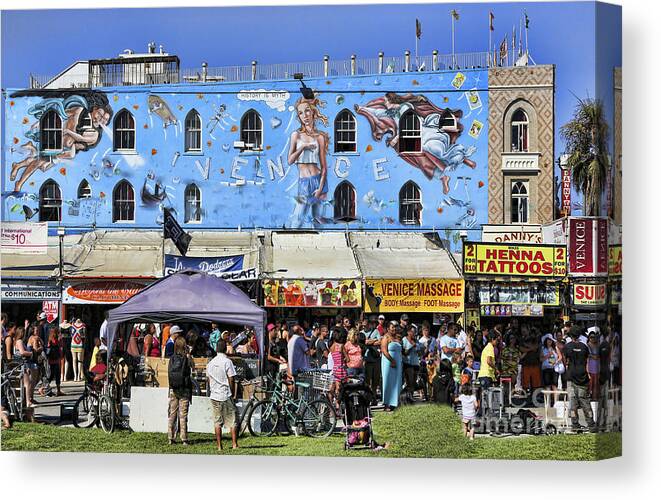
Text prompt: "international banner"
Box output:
[[263, 279, 362, 308], [364, 279, 464, 313], [164, 254, 257, 282], [609, 245, 622, 276], [63, 280, 148, 304], [572, 283, 607, 307], [463, 242, 566, 278], [1, 222, 48, 255]]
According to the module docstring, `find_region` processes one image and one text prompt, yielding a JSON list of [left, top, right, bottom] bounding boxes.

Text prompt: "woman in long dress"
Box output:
[[380, 321, 403, 411]]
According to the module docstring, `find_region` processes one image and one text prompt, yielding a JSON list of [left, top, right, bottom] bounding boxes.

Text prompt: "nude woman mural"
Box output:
[[287, 96, 330, 228], [9, 91, 113, 191]]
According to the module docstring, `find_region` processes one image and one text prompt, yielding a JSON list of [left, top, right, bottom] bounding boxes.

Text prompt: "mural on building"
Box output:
[[3, 70, 488, 236], [9, 91, 113, 191]]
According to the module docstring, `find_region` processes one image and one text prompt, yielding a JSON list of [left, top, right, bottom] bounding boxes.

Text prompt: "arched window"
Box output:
[[399, 181, 422, 225], [333, 181, 356, 221], [510, 109, 529, 152], [184, 183, 202, 223], [184, 110, 202, 152], [399, 110, 421, 152], [511, 181, 529, 223], [39, 180, 62, 222], [240, 110, 262, 150], [77, 179, 92, 199], [113, 109, 135, 151], [113, 180, 135, 222], [41, 110, 62, 151], [334, 109, 357, 152], [439, 109, 457, 130]]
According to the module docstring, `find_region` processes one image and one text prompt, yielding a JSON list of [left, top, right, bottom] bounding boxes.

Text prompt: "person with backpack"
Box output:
[[167, 335, 193, 445]]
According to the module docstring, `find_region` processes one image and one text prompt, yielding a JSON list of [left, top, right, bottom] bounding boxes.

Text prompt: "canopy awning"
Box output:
[[1, 235, 80, 279], [263, 231, 360, 280], [107, 270, 266, 361], [349, 232, 462, 279], [62, 230, 260, 279]]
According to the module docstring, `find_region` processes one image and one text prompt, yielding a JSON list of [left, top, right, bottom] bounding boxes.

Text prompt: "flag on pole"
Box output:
[[451, 9, 460, 21], [499, 36, 508, 64], [525, 12, 530, 28], [416, 19, 422, 39], [489, 12, 495, 31]]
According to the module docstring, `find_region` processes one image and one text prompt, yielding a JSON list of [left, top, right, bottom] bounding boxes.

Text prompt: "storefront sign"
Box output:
[[1, 282, 61, 302], [1, 222, 48, 255], [164, 254, 257, 282], [364, 279, 464, 313], [561, 167, 572, 215], [568, 217, 609, 276], [481, 225, 543, 244], [478, 283, 560, 306], [263, 280, 362, 308], [463, 243, 566, 278], [572, 283, 607, 307], [464, 308, 480, 330], [609, 245, 622, 276], [42, 300, 59, 323], [610, 282, 622, 305], [63, 280, 148, 304]]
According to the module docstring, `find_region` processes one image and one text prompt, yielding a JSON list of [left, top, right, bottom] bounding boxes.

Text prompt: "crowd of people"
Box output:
[[2, 309, 622, 436], [263, 313, 622, 432]]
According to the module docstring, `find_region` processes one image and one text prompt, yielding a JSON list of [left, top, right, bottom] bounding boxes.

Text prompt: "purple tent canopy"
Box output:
[[106, 270, 265, 362]]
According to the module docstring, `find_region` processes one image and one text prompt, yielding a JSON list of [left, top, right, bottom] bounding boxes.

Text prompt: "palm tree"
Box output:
[[560, 97, 610, 216]]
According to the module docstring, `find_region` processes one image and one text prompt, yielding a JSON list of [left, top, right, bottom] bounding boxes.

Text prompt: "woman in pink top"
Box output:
[[345, 328, 364, 380]]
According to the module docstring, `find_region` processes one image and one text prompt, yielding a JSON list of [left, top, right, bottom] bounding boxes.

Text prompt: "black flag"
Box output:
[[163, 207, 191, 256]]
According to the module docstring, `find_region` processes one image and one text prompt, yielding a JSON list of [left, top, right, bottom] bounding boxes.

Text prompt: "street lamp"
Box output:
[[57, 227, 65, 322]]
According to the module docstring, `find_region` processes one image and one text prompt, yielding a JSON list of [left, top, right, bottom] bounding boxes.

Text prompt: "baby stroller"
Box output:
[[340, 381, 377, 450]]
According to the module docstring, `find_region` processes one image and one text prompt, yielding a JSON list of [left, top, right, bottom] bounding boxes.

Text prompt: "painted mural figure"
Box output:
[[147, 95, 178, 127], [287, 96, 329, 228], [9, 91, 112, 191], [355, 93, 476, 195]]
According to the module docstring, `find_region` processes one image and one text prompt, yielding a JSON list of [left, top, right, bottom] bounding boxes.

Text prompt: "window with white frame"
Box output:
[[399, 110, 421, 152], [185, 110, 202, 152], [39, 180, 62, 222], [510, 109, 529, 152], [333, 181, 356, 221], [112, 180, 135, 222], [41, 110, 62, 151], [439, 110, 457, 129], [184, 183, 202, 223], [399, 181, 422, 225], [334, 109, 357, 153], [511, 180, 529, 223], [240, 110, 262, 150], [113, 109, 136, 151], [77, 179, 92, 199]]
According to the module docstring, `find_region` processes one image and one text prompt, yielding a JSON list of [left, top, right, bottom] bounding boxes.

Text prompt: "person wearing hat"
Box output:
[[265, 323, 286, 388], [564, 326, 596, 432], [399, 314, 410, 332], [164, 325, 183, 358]]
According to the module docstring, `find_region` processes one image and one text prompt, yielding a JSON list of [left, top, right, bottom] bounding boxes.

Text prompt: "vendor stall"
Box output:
[[105, 270, 266, 433]]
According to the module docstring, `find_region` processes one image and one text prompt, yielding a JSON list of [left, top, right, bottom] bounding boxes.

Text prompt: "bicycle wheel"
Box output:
[[4, 384, 22, 421], [73, 393, 99, 429], [300, 398, 337, 438], [98, 395, 115, 434], [247, 400, 280, 437], [237, 401, 253, 437]]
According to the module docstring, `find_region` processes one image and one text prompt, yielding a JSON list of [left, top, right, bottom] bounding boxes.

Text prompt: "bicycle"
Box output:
[[236, 374, 275, 436], [1, 359, 27, 422], [247, 370, 336, 438]]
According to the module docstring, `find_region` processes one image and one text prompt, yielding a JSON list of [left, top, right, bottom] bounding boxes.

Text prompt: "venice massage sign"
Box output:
[[365, 279, 464, 313], [463, 243, 567, 278]]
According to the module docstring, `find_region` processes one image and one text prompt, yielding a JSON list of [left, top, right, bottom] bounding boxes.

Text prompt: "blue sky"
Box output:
[[1, 1, 621, 158]]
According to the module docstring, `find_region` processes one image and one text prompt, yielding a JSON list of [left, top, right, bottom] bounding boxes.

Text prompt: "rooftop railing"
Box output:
[[29, 51, 500, 89]]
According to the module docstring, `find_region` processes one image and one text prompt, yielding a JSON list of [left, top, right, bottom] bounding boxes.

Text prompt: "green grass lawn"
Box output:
[[0, 404, 621, 460]]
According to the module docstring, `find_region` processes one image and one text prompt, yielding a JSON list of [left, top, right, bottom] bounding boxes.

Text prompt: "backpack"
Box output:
[[168, 354, 190, 390]]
